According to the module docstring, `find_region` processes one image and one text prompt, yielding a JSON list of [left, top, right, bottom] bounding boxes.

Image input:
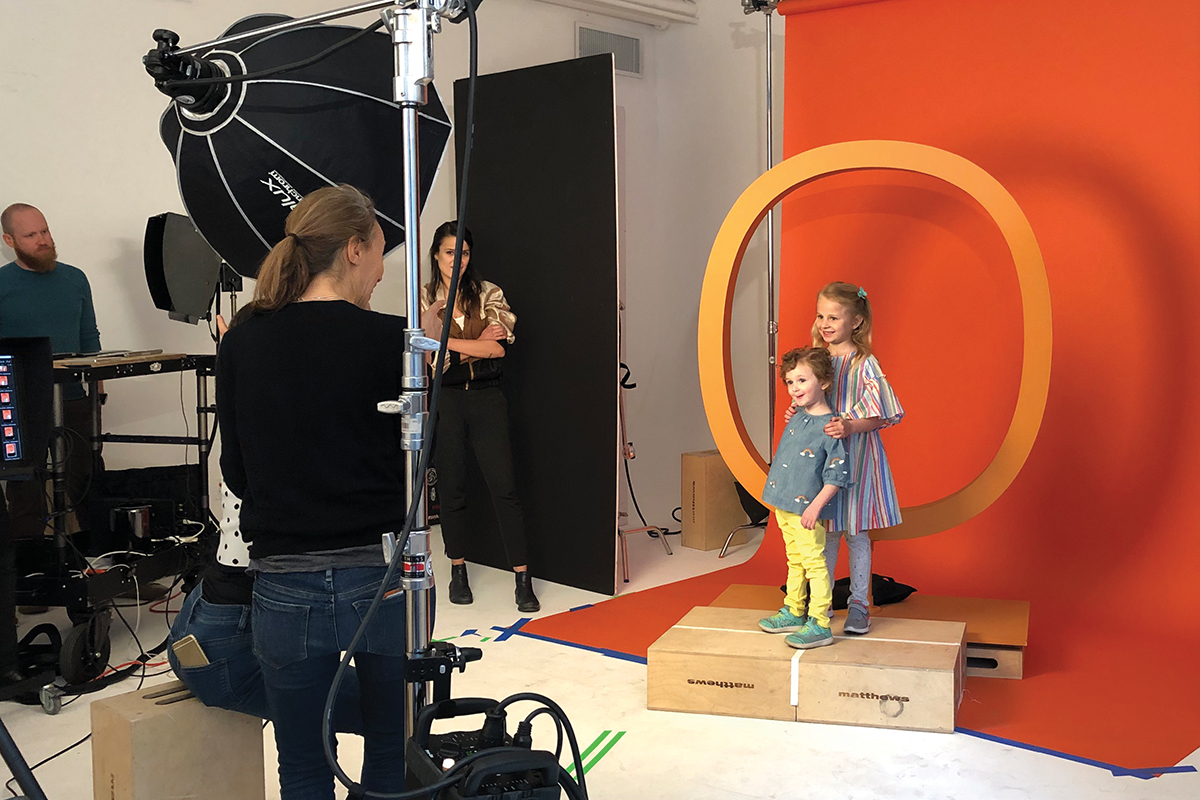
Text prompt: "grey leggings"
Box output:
[[824, 529, 871, 611]]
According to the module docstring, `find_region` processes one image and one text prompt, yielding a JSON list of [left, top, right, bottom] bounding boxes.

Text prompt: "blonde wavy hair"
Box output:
[[811, 281, 873, 366]]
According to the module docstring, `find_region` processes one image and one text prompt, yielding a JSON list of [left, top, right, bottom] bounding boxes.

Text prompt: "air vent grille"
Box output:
[[578, 26, 642, 76]]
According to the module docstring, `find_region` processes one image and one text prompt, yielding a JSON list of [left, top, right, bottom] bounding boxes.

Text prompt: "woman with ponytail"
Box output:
[[216, 185, 408, 799]]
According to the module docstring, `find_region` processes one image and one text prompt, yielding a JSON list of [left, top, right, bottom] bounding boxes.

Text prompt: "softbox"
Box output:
[[144, 212, 223, 324], [158, 14, 452, 278]]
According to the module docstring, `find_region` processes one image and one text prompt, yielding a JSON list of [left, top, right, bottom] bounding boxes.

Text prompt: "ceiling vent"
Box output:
[[578, 25, 643, 77], [535, 0, 698, 30]]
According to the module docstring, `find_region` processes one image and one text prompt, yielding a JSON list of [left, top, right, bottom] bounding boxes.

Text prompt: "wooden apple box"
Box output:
[[647, 606, 966, 733], [92, 681, 265, 800], [711, 584, 1030, 680]]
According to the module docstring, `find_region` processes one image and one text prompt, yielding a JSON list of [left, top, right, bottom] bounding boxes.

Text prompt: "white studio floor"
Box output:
[[2, 526, 1197, 800]]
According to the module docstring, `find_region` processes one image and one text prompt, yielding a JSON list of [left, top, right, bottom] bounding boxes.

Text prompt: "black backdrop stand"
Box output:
[[452, 54, 620, 595]]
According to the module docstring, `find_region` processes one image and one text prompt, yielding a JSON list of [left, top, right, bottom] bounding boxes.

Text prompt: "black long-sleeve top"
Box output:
[[216, 301, 409, 558]]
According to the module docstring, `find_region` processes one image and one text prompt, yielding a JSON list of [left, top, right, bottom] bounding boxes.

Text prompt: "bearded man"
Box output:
[[0, 204, 103, 691]]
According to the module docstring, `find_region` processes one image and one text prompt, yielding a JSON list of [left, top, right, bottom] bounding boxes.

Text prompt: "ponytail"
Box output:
[[249, 185, 378, 314]]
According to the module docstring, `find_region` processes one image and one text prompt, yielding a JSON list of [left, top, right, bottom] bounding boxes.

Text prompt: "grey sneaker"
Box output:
[[843, 603, 870, 635]]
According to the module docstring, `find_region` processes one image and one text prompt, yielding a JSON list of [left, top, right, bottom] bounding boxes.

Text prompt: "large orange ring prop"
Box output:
[[699, 140, 1051, 540]]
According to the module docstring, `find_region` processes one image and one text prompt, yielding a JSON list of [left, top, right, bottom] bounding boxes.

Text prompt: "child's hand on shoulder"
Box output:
[[784, 403, 799, 423], [825, 415, 848, 439]]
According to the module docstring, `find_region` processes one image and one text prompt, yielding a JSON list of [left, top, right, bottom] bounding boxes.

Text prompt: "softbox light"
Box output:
[[144, 212, 223, 324], [157, 14, 452, 278]]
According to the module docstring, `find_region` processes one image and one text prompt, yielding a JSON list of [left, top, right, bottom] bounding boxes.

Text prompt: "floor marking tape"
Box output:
[[790, 650, 804, 706], [583, 730, 626, 774], [511, 629, 648, 664], [956, 727, 1198, 780], [490, 618, 531, 642], [567, 730, 611, 775]]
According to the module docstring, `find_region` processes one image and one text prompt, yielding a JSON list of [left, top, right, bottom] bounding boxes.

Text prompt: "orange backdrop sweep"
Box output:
[[525, 0, 1199, 773], [776, 0, 1200, 770]]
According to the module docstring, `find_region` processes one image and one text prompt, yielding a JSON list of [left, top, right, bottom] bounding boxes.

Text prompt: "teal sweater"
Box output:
[[0, 261, 101, 399]]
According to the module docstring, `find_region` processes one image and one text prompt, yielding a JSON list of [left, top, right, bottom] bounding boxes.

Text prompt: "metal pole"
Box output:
[[0, 717, 49, 800], [196, 372, 211, 519], [51, 385, 67, 570], [765, 9, 777, 455], [383, 0, 439, 744], [175, 0, 400, 55]]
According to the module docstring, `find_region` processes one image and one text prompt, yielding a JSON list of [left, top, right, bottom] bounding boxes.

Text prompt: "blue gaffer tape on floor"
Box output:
[[955, 728, 1196, 780], [492, 618, 1196, 780], [492, 621, 647, 664]]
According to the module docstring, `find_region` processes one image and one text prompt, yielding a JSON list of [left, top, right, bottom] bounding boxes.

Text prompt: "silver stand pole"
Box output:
[[382, 0, 462, 743], [743, 0, 779, 455], [765, 8, 777, 453], [157, 0, 466, 746]]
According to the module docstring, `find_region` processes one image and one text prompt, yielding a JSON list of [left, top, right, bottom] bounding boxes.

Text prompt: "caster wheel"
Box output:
[[59, 610, 111, 685], [39, 684, 64, 715]]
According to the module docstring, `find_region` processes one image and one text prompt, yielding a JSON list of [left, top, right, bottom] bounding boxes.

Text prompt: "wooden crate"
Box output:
[[648, 606, 966, 733], [874, 594, 1029, 680], [92, 681, 265, 800], [711, 584, 1030, 680], [680, 450, 748, 550]]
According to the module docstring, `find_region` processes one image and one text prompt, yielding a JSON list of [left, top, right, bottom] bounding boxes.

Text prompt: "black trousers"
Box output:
[[433, 386, 528, 567]]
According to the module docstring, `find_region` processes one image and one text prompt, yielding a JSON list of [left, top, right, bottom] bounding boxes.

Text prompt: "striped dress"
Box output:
[[826, 353, 904, 534]]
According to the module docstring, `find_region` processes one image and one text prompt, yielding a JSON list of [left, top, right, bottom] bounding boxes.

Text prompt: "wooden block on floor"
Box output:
[[872, 594, 1029, 680], [709, 583, 781, 611], [648, 606, 966, 733], [92, 680, 266, 800], [710, 585, 1030, 680]]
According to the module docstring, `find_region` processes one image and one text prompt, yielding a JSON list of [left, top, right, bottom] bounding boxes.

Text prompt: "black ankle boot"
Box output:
[[448, 563, 473, 605], [514, 571, 540, 613]]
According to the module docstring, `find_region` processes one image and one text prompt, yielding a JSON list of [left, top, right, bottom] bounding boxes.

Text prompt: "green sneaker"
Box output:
[[785, 618, 833, 649], [758, 606, 807, 633]]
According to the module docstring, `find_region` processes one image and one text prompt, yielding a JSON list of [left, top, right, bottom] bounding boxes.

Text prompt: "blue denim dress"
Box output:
[[761, 410, 852, 518]]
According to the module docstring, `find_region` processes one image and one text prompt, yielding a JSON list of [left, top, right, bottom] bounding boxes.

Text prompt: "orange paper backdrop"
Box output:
[[778, 0, 1200, 767]]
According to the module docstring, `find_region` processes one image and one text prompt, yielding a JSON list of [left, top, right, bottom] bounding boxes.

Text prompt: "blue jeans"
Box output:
[[167, 583, 366, 734], [253, 567, 407, 800]]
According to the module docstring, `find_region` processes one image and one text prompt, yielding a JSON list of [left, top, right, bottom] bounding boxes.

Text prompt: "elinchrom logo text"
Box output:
[[261, 170, 303, 209], [688, 679, 755, 690], [839, 691, 909, 702]]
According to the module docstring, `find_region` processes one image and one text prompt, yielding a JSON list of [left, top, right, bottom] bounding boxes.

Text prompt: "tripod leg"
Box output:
[[0, 717, 49, 800]]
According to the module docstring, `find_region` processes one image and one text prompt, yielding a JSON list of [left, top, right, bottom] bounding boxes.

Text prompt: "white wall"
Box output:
[[0, 0, 782, 539]]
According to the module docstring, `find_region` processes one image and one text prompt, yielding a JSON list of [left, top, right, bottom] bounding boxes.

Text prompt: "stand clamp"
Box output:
[[404, 642, 484, 702]]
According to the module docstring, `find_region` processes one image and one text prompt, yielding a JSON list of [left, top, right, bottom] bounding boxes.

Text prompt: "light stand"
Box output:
[[0, 716, 49, 800], [145, 0, 468, 745], [742, 0, 779, 452]]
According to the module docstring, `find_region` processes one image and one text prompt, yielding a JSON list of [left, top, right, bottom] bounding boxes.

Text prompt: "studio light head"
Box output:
[[140, 13, 451, 279], [742, 0, 778, 13], [143, 29, 227, 115]]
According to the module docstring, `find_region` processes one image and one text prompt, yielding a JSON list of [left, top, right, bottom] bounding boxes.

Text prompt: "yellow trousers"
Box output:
[[777, 509, 831, 628]]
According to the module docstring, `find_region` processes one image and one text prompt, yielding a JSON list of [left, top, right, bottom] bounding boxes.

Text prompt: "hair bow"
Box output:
[[857, 286, 868, 299]]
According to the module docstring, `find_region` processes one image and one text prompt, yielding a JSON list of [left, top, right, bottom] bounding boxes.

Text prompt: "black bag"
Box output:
[[778, 573, 917, 610], [831, 573, 917, 610], [734, 481, 769, 526]]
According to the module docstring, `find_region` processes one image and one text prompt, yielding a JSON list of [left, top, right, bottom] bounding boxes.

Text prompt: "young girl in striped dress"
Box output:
[[809, 281, 904, 634]]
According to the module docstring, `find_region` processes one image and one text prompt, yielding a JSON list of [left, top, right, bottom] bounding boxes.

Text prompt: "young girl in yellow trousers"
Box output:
[[758, 347, 851, 649]]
